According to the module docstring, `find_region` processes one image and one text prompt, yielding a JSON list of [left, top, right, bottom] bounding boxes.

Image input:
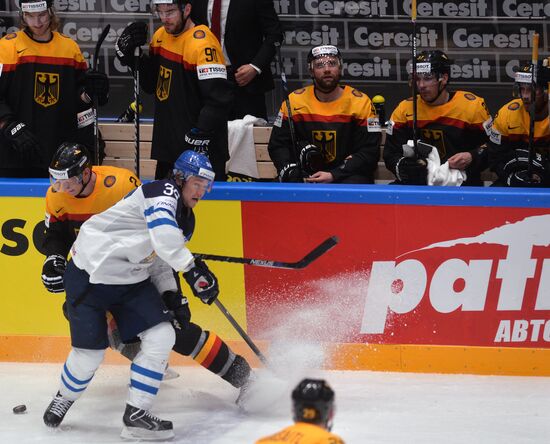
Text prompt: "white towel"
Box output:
[[226, 115, 267, 178], [427, 146, 467, 186]]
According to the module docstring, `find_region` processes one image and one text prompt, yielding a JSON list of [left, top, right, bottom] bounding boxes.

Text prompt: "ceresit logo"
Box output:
[[361, 214, 550, 343]]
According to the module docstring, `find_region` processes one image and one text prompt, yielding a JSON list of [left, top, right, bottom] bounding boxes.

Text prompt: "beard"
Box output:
[[314, 75, 340, 93]]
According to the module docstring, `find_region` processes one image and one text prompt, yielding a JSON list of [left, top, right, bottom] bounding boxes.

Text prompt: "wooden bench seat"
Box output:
[[99, 122, 493, 184]]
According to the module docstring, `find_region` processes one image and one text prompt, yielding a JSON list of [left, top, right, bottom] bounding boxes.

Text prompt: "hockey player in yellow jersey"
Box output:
[[43, 144, 140, 284], [488, 60, 550, 187], [268, 45, 381, 184], [256, 379, 345, 444], [0, 0, 108, 178], [115, 0, 232, 180], [384, 50, 492, 186]]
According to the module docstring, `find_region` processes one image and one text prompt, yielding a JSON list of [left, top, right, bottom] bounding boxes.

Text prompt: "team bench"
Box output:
[[99, 123, 493, 184]]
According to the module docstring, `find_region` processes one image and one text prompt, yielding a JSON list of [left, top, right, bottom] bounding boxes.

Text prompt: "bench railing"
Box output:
[[99, 123, 494, 184]]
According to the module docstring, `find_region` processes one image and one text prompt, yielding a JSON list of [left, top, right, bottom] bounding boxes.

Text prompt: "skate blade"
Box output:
[[163, 367, 180, 381], [120, 426, 174, 441]]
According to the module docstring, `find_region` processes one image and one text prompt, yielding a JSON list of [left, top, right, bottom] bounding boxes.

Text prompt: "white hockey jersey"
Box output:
[[71, 179, 195, 287]]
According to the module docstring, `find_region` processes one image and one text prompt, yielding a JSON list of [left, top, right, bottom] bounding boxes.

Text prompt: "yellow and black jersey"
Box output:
[[43, 166, 141, 257], [255, 422, 345, 444], [384, 91, 492, 186], [0, 30, 93, 170], [142, 24, 232, 173], [488, 98, 550, 181], [268, 85, 381, 182]]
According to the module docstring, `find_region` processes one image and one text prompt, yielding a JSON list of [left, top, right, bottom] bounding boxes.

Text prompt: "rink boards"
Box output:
[[1, 180, 549, 376]]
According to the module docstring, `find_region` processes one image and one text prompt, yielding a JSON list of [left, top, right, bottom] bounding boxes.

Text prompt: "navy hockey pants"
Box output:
[[64, 260, 172, 350]]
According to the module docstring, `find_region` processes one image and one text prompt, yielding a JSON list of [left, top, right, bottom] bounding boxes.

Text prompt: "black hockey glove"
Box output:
[[298, 141, 324, 176], [115, 22, 148, 67], [83, 69, 109, 106], [395, 157, 428, 185], [162, 290, 191, 330], [183, 258, 219, 305], [3, 120, 40, 159], [184, 128, 211, 155], [278, 163, 302, 182], [41, 254, 67, 293], [503, 149, 548, 187]]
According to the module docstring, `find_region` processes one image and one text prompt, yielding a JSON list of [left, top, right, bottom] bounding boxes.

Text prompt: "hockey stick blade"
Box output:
[[195, 236, 339, 270], [92, 24, 111, 70]]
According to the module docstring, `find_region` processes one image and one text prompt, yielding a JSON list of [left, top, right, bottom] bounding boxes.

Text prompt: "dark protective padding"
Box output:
[[172, 322, 251, 388]]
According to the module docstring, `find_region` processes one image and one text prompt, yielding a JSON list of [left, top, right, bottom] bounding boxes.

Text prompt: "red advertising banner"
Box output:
[[242, 202, 550, 349]]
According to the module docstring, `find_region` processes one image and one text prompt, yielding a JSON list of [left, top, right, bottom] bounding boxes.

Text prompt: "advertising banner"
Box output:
[[1, 181, 549, 373], [242, 203, 550, 349]]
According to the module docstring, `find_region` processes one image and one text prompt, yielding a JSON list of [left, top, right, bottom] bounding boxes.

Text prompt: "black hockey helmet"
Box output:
[[19, 0, 53, 12], [292, 379, 335, 429], [307, 45, 343, 68], [514, 59, 550, 89], [49, 142, 92, 182], [415, 50, 451, 78]]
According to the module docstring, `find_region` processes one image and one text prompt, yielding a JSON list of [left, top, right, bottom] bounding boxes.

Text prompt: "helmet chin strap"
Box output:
[[423, 76, 446, 104], [75, 170, 92, 198], [171, 8, 190, 35]]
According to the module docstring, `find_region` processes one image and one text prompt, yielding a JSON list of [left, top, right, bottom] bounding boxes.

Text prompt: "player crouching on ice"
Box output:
[[43, 151, 249, 440]]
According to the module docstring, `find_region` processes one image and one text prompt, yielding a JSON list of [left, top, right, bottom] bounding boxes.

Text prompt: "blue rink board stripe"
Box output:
[[1, 179, 550, 208]]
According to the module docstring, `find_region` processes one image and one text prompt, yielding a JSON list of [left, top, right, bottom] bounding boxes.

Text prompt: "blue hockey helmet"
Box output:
[[173, 150, 215, 189], [292, 379, 335, 430]]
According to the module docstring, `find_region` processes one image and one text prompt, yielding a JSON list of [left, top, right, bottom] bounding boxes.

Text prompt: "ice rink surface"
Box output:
[[1, 361, 549, 444]]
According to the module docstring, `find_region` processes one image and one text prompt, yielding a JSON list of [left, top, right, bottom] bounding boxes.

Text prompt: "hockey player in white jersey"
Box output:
[[43, 150, 220, 440]]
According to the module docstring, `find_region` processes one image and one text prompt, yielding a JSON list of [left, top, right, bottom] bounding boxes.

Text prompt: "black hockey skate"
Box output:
[[43, 391, 74, 427], [120, 403, 174, 441], [236, 371, 257, 408]]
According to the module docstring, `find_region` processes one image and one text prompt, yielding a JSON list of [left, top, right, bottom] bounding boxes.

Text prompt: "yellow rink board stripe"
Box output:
[[1, 335, 549, 376]]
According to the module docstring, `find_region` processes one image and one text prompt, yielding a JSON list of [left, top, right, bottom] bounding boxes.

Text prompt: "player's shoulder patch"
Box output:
[[508, 102, 520, 111], [351, 89, 363, 98], [104, 175, 117, 188], [4, 33, 17, 40], [464, 93, 477, 101], [193, 29, 206, 39], [294, 88, 306, 95]]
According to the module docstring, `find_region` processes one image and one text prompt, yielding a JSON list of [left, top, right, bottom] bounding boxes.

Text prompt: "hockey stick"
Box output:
[[527, 32, 539, 178], [133, 47, 141, 178], [91, 24, 111, 166], [410, 0, 419, 155], [274, 42, 302, 174], [195, 236, 339, 269], [213, 299, 268, 365]]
